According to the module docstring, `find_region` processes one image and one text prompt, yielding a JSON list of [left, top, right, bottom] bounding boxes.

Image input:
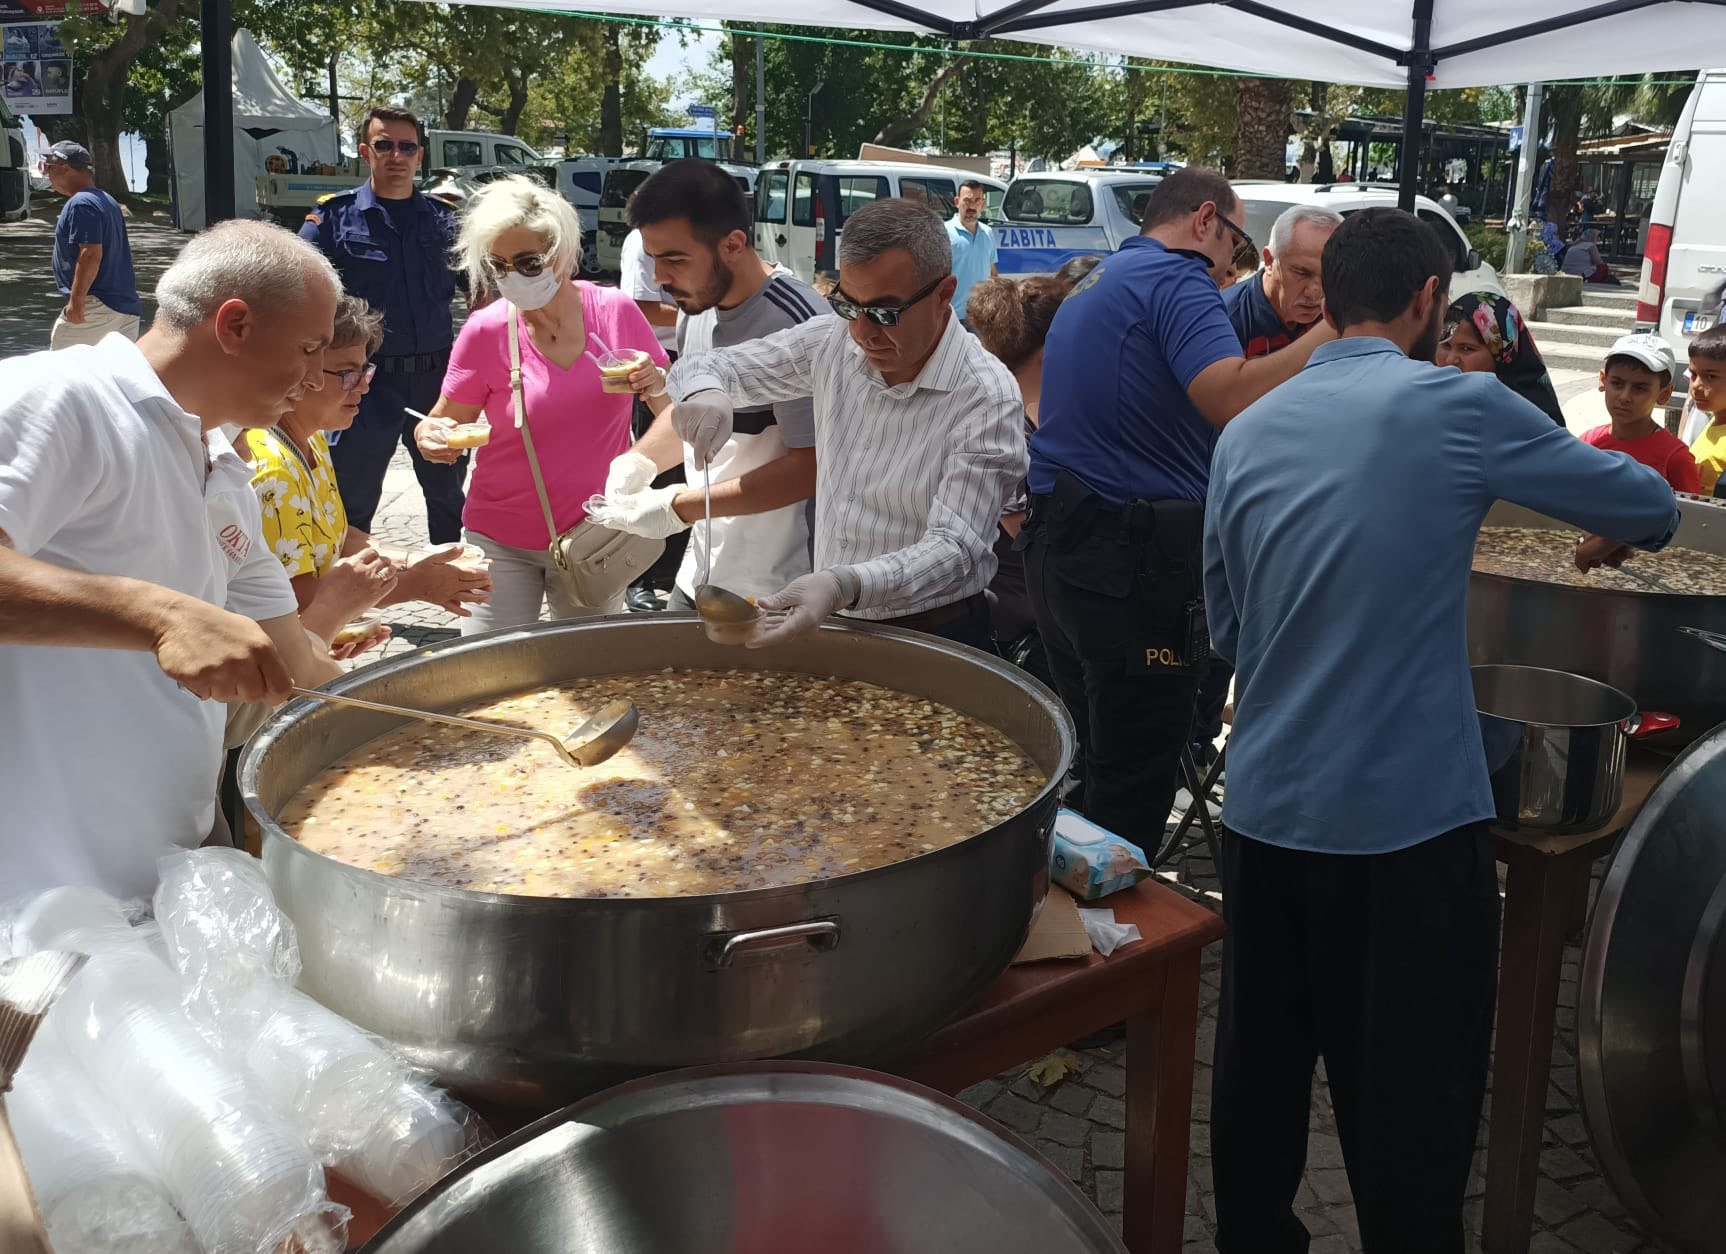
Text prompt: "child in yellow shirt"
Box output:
[[1687, 325, 1726, 495]]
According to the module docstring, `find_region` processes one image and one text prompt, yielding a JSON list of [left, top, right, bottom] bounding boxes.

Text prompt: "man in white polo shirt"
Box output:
[[0, 219, 343, 899]]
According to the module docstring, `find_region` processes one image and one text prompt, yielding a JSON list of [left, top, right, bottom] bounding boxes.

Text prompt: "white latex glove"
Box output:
[[605, 449, 659, 499], [744, 570, 847, 649], [673, 388, 734, 469], [583, 485, 691, 540]]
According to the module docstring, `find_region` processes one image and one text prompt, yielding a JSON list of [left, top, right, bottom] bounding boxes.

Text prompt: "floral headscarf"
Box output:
[[1446, 290, 1567, 426]]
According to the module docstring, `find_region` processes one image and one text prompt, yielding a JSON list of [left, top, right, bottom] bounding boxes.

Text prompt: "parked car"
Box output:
[[1636, 68, 1726, 425], [752, 159, 1007, 284], [995, 170, 1165, 275], [0, 98, 27, 222], [597, 158, 759, 273], [1232, 182, 1501, 300], [994, 173, 1498, 300]]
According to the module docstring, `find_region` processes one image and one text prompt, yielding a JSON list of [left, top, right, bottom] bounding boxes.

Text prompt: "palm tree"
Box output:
[[1234, 78, 1292, 179]]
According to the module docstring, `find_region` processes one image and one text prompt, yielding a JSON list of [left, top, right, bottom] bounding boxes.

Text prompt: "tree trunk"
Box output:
[[727, 24, 750, 138], [1297, 81, 1332, 182], [498, 67, 528, 136], [599, 24, 624, 156], [1545, 85, 1584, 238], [872, 59, 964, 148], [79, 0, 184, 196], [445, 76, 479, 134], [144, 126, 171, 196], [1233, 77, 1293, 180]]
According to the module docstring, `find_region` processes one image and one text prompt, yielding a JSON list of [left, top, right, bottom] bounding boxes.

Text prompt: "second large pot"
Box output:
[[1475, 664, 1637, 830], [242, 617, 1075, 1109]]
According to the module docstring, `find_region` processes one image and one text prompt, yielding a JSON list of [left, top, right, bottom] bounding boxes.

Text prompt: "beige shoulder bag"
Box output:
[[507, 306, 664, 608]]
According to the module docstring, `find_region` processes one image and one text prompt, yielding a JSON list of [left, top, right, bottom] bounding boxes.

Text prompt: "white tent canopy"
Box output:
[[170, 28, 339, 230], [409, 0, 1726, 89]]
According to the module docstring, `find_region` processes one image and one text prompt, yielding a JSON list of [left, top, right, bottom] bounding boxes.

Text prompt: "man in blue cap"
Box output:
[[43, 140, 140, 349], [301, 105, 466, 544]]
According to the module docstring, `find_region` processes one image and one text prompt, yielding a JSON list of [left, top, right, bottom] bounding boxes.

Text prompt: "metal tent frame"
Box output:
[[197, 0, 1726, 223]]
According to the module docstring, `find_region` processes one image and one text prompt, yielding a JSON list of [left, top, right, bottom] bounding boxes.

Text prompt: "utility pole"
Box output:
[[755, 36, 765, 164], [804, 80, 824, 157], [1505, 83, 1544, 276]]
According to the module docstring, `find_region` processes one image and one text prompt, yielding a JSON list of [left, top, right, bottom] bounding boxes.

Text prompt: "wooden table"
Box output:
[[336, 879, 1225, 1252], [1482, 749, 1665, 1254]]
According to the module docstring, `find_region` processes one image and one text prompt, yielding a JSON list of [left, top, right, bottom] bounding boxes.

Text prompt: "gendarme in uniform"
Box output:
[[301, 181, 465, 543]]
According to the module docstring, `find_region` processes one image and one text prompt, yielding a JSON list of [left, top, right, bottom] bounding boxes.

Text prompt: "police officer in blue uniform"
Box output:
[[1024, 169, 1333, 853], [301, 105, 466, 544]]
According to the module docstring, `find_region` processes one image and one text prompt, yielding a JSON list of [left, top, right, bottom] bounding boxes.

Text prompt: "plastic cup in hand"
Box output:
[[596, 349, 649, 394], [444, 420, 491, 450]]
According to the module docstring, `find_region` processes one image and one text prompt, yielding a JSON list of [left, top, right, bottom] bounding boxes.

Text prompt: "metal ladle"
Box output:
[[289, 688, 639, 768], [692, 461, 763, 628]]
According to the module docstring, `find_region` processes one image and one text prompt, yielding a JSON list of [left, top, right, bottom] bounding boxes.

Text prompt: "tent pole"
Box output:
[[1398, 0, 1434, 212], [1505, 83, 1544, 274], [200, 0, 235, 224]]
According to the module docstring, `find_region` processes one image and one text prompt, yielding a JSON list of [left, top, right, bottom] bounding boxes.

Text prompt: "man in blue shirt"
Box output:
[[1024, 168, 1331, 851], [1203, 208, 1678, 1253], [946, 179, 997, 325], [302, 106, 465, 544], [43, 141, 140, 350]]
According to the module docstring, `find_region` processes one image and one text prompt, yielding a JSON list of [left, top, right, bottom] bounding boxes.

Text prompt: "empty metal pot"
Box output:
[[362, 1063, 1127, 1254], [1475, 664, 1644, 831]]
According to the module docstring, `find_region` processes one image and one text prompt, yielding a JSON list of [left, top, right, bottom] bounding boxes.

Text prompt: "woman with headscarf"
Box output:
[[1436, 290, 1567, 426]]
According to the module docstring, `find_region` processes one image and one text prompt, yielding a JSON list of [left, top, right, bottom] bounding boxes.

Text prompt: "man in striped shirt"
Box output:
[[664, 196, 1026, 651], [586, 160, 826, 604]]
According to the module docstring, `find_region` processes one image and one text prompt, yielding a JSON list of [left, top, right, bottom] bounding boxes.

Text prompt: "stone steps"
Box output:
[[1580, 286, 1639, 311], [1528, 320, 1623, 350], [1543, 305, 1635, 329]]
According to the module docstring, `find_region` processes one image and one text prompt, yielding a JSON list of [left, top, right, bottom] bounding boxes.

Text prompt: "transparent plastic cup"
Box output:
[[596, 349, 649, 394], [444, 420, 491, 450]]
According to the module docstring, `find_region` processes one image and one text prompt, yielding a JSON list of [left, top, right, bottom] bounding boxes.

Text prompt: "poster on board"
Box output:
[[3, 19, 71, 115]]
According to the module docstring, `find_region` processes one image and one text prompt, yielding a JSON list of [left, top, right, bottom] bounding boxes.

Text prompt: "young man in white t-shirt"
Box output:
[[0, 220, 343, 900], [619, 226, 679, 357], [587, 160, 828, 604]]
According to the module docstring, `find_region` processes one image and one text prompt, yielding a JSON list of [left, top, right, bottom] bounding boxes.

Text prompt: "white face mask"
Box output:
[[496, 267, 563, 311]]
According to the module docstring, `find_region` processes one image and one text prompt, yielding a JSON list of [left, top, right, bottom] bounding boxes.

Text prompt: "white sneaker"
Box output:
[[1171, 788, 1223, 823]]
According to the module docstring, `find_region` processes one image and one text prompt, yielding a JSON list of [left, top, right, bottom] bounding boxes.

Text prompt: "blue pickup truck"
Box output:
[[994, 170, 1169, 276]]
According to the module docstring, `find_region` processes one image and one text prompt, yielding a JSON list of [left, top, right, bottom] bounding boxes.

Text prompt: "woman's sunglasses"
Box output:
[[324, 363, 378, 392], [486, 252, 550, 278]]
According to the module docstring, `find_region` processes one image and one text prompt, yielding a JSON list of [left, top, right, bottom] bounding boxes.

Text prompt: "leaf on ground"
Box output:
[[1024, 1050, 1083, 1088]]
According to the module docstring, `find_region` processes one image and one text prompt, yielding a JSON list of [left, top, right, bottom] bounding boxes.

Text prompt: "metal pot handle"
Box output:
[[1626, 711, 1682, 739], [705, 919, 841, 969]]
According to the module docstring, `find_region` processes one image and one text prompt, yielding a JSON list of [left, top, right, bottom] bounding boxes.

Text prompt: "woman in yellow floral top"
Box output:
[[249, 296, 490, 649]]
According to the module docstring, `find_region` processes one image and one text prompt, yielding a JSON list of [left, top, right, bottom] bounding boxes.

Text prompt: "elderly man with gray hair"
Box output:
[[0, 218, 344, 901], [665, 195, 1025, 649], [1223, 203, 1343, 358]]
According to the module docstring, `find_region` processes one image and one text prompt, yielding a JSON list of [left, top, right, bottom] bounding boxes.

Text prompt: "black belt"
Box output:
[[881, 592, 987, 632], [1027, 471, 1204, 552], [377, 352, 448, 375]]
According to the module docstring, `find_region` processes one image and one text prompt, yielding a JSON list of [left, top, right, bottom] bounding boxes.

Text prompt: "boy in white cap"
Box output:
[[1582, 332, 1699, 494]]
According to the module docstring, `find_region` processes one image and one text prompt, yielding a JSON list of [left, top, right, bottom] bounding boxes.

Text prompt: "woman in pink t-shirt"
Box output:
[[414, 177, 669, 632]]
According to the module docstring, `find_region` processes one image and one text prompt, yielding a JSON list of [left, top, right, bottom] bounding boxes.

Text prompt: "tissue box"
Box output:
[[1050, 808, 1152, 900]]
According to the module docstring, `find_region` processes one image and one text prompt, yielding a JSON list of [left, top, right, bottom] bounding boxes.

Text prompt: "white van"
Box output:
[[1635, 68, 1726, 424], [753, 160, 1008, 284], [596, 160, 760, 273], [423, 129, 543, 176], [0, 99, 26, 222]]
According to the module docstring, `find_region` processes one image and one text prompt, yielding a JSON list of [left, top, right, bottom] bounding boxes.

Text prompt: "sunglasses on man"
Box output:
[[829, 274, 945, 327], [367, 139, 421, 157]]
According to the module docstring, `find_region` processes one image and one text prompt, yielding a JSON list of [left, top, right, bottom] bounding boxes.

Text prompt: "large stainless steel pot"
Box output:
[[1469, 500, 1726, 745], [242, 617, 1075, 1108], [1474, 664, 1635, 830], [1580, 725, 1726, 1253], [363, 1063, 1127, 1254]]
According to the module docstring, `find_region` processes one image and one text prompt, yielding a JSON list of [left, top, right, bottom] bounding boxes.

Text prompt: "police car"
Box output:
[[996, 170, 1168, 275]]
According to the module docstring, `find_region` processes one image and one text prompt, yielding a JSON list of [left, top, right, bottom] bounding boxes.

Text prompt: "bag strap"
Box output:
[[508, 306, 565, 565]]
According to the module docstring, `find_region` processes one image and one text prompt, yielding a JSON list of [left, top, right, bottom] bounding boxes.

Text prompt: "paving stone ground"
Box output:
[[0, 213, 1662, 1254]]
